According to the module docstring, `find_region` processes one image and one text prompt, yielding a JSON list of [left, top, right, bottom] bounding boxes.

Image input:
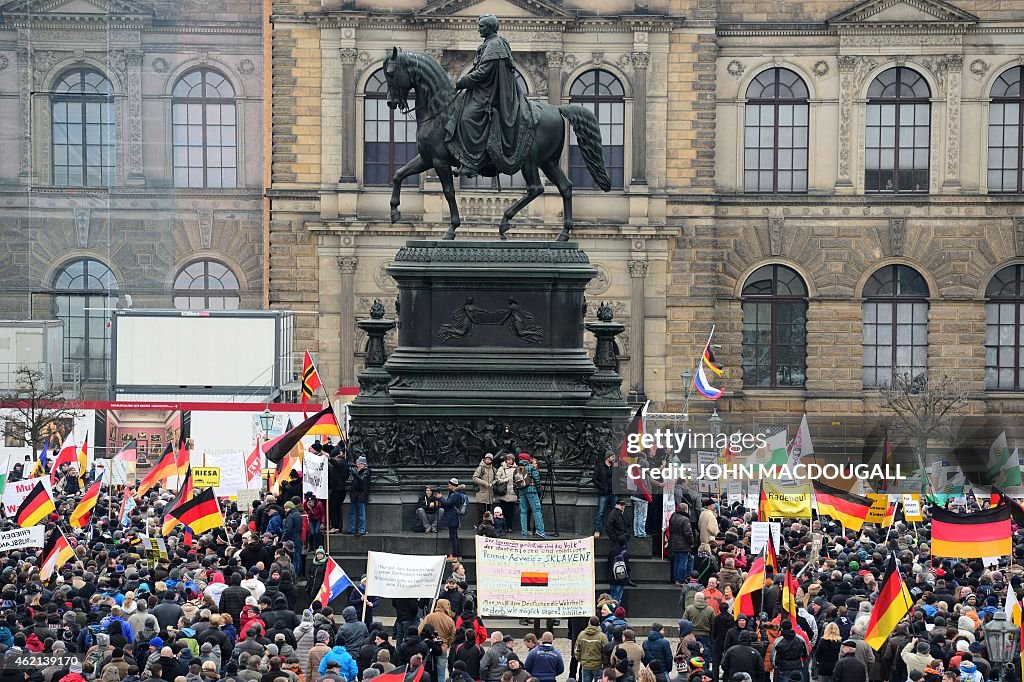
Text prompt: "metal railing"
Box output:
[[0, 362, 81, 399]]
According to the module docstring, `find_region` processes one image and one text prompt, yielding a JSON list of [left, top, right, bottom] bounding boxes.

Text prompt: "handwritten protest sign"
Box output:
[[303, 453, 329, 499], [365, 552, 446, 598], [2, 476, 52, 516], [476, 536, 595, 618], [751, 521, 782, 554]]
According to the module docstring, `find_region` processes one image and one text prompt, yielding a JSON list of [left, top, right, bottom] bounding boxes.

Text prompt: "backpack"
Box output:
[[612, 558, 629, 581], [456, 493, 469, 517]]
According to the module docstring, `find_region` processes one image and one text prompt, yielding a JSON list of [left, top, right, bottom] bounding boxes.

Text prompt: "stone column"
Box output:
[[16, 48, 32, 183], [627, 259, 649, 402], [337, 256, 358, 387], [125, 50, 145, 185], [545, 51, 563, 107], [338, 48, 359, 183], [943, 54, 963, 189], [630, 52, 649, 185]]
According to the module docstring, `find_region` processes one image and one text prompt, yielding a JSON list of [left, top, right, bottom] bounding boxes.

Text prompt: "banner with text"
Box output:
[[303, 453, 329, 499], [2, 476, 53, 517], [365, 551, 447, 598], [476, 536, 595, 618], [0, 526, 45, 551]]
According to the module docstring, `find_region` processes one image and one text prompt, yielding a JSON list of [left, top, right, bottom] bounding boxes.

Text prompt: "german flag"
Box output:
[[703, 342, 724, 376], [39, 528, 75, 581], [881, 501, 897, 529], [162, 466, 194, 535], [864, 554, 912, 650], [168, 487, 223, 534], [263, 406, 335, 464], [69, 481, 101, 529], [306, 409, 342, 438], [931, 503, 1012, 559], [765, 526, 779, 573], [520, 572, 549, 587], [15, 480, 55, 527], [617, 402, 653, 503], [732, 555, 766, 617], [136, 443, 177, 498], [175, 435, 190, 479], [781, 568, 800, 617], [758, 485, 768, 522], [78, 434, 89, 476], [301, 350, 323, 410], [813, 481, 873, 532]]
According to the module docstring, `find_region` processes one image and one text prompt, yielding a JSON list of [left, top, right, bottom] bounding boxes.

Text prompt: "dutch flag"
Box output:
[[318, 557, 357, 606]]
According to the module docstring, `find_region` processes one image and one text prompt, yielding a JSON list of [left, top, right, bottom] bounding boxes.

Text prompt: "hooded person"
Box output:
[[719, 631, 765, 682], [419, 599, 456, 682], [293, 610, 316, 670], [643, 623, 673, 675], [334, 606, 368, 658]]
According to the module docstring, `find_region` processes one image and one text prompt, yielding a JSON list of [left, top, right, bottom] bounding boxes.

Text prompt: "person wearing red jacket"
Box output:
[[302, 493, 326, 550]]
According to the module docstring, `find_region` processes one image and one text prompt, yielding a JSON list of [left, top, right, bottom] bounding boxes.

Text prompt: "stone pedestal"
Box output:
[[347, 240, 631, 482]]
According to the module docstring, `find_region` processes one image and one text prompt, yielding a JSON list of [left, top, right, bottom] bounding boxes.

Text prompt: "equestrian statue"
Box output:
[[382, 14, 612, 242]]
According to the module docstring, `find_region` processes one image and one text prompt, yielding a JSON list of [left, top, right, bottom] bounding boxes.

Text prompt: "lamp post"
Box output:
[[983, 611, 1018, 682], [681, 369, 692, 417], [259, 407, 274, 493]]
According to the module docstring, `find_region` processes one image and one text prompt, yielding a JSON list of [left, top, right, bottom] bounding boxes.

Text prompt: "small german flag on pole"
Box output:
[[15, 479, 55, 527], [136, 443, 178, 498], [168, 487, 224, 535], [301, 350, 323, 414], [39, 528, 75, 581], [864, 553, 913, 650]]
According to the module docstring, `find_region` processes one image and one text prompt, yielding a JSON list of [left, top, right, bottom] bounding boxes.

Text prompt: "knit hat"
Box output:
[[317, 630, 331, 643], [493, 507, 503, 517], [150, 637, 164, 648], [614, 607, 626, 619], [357, 456, 368, 465], [267, 643, 279, 657], [956, 640, 970, 652], [518, 453, 530, 462]]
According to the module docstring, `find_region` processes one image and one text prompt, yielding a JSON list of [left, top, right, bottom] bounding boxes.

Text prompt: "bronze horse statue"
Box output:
[[382, 47, 612, 241]]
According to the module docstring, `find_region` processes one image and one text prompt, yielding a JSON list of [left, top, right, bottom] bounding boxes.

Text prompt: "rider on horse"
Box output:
[[444, 14, 537, 178]]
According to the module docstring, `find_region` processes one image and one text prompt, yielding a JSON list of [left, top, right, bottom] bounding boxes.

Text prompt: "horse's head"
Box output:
[[383, 47, 414, 113]]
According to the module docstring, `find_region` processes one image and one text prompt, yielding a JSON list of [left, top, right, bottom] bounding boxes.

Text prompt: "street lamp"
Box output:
[[983, 611, 1018, 682], [708, 408, 723, 436], [681, 369, 692, 416], [259, 406, 274, 435]]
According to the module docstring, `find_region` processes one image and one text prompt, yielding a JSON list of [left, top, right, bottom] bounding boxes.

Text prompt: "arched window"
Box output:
[[741, 265, 808, 388], [52, 69, 114, 187], [744, 68, 809, 193], [865, 67, 931, 193], [862, 264, 929, 388], [461, 70, 529, 190], [985, 265, 1024, 390], [53, 258, 118, 381], [988, 67, 1024, 194], [569, 69, 624, 189], [364, 69, 417, 186], [173, 260, 240, 310], [172, 69, 237, 188]]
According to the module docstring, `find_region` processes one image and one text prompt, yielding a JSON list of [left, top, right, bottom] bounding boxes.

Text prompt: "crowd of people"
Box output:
[[1, 446, 1020, 682]]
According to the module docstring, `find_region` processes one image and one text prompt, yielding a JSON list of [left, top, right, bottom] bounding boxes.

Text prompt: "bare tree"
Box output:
[[878, 371, 969, 491], [0, 366, 82, 458]]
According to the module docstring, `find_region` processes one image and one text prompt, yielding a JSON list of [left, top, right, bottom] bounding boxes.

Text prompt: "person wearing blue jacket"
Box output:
[[266, 508, 284, 538], [524, 632, 564, 682], [318, 644, 359, 681], [643, 623, 674, 674]]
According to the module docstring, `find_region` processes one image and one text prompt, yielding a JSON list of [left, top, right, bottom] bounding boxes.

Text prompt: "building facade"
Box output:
[[270, 0, 1024, 447], [0, 0, 264, 398]]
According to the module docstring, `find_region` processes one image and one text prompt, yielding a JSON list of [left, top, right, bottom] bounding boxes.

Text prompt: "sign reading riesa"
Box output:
[[192, 467, 221, 487]]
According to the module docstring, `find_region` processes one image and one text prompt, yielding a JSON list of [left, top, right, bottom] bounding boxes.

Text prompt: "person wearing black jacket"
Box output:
[[720, 630, 765, 682], [592, 454, 617, 537], [397, 627, 430, 666], [328, 447, 350, 533], [831, 641, 866, 682], [393, 598, 425, 643], [605, 500, 630, 550], [347, 457, 371, 535], [669, 503, 695, 586]]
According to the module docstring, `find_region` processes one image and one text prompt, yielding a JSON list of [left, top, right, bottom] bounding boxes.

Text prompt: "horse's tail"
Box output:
[[558, 105, 612, 192]]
